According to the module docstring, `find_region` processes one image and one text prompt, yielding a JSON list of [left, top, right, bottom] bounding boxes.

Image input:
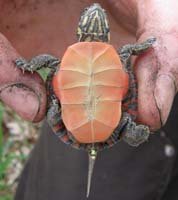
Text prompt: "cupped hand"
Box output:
[[135, 33, 178, 130], [108, 0, 178, 130]]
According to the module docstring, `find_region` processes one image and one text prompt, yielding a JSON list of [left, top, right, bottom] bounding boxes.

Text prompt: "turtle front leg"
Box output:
[[119, 37, 156, 120], [118, 37, 156, 63], [15, 54, 60, 73], [118, 112, 150, 147]]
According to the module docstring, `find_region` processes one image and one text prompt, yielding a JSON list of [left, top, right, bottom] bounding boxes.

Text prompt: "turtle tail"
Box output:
[[86, 147, 98, 198]]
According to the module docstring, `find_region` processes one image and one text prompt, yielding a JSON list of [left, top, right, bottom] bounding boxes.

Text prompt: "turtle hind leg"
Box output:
[[118, 112, 150, 147], [15, 54, 60, 73], [118, 37, 156, 62]]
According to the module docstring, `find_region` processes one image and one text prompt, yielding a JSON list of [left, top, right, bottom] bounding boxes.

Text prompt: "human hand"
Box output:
[[108, 0, 178, 130], [0, 33, 46, 122], [135, 0, 178, 130]]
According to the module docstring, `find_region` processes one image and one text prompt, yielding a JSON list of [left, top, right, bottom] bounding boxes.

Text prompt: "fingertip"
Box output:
[[134, 49, 162, 130], [137, 94, 162, 131], [0, 83, 47, 122], [154, 74, 176, 125]]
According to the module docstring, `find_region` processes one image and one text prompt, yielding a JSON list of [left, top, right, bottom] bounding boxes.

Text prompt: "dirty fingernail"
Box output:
[[0, 85, 40, 121]]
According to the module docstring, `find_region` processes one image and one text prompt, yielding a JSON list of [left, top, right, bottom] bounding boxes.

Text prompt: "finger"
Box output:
[[154, 74, 176, 125], [134, 48, 162, 130], [135, 33, 178, 130], [153, 34, 178, 126], [0, 34, 46, 122], [0, 83, 46, 122], [0, 72, 47, 122]]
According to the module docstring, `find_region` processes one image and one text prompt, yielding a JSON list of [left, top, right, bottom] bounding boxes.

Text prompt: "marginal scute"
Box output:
[[53, 42, 129, 143], [71, 120, 116, 143]]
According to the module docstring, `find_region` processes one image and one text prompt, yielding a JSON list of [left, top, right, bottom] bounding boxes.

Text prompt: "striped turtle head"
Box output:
[[77, 3, 110, 42]]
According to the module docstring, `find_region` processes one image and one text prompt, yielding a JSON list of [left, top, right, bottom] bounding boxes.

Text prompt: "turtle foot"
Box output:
[[15, 54, 60, 73], [123, 122, 150, 147]]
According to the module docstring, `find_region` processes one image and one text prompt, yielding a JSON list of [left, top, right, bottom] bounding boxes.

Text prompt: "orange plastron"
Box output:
[[53, 42, 129, 144]]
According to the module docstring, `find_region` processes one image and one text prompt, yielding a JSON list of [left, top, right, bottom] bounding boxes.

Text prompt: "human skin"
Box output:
[[0, 0, 177, 130]]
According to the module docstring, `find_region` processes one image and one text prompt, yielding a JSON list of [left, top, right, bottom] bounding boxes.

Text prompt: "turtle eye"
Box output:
[[84, 7, 89, 12]]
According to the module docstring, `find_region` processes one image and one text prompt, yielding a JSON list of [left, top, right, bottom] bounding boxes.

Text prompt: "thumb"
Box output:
[[152, 34, 178, 126], [135, 34, 177, 130], [0, 34, 46, 122], [134, 48, 162, 130]]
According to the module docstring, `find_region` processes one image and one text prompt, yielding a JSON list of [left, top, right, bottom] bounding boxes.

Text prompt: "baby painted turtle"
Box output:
[[15, 3, 155, 197]]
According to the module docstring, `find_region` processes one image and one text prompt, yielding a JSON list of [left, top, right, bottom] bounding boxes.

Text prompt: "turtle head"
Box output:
[[77, 3, 110, 42]]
